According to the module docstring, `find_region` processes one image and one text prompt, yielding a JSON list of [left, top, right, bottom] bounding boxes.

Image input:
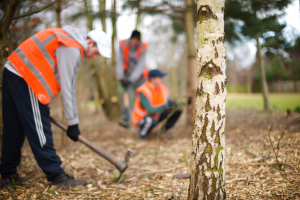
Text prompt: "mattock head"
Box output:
[[115, 148, 134, 183], [124, 148, 134, 164]]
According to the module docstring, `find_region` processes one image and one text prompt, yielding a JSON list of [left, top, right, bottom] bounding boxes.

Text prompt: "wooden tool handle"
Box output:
[[50, 116, 127, 172]]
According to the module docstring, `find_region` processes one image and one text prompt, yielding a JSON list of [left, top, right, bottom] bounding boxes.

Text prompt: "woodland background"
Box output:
[[0, 0, 300, 199]]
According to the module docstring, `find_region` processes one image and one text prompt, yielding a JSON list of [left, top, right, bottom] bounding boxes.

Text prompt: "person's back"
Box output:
[[116, 30, 148, 128], [1, 26, 111, 187]]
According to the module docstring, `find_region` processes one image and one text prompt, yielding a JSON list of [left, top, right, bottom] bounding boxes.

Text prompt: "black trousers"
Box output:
[[0, 69, 65, 180], [138, 109, 182, 137]]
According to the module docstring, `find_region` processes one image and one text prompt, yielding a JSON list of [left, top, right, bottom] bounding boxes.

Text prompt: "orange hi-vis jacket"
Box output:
[[120, 39, 149, 78], [132, 81, 169, 125], [7, 28, 84, 105]]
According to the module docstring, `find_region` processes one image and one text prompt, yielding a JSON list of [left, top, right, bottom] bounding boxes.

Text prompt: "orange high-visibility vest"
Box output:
[[132, 81, 169, 125], [8, 28, 84, 105], [120, 39, 149, 78]]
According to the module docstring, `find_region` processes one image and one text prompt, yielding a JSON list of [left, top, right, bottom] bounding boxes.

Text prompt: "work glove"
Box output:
[[187, 97, 192, 105], [121, 79, 131, 88], [164, 102, 170, 109], [67, 124, 80, 142]]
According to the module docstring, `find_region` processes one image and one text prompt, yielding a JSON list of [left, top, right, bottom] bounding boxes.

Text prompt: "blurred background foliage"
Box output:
[[1, 0, 300, 115]]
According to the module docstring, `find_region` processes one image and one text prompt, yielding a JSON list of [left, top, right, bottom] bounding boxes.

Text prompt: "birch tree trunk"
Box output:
[[185, 0, 197, 126], [255, 36, 270, 110], [188, 1, 226, 199]]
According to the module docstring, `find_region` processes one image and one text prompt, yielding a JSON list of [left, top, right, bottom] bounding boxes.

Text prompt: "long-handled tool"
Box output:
[[50, 116, 133, 180]]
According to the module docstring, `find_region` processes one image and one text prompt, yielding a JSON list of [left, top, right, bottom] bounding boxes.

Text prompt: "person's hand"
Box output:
[[121, 79, 131, 88], [164, 102, 170, 109], [67, 124, 80, 141], [187, 97, 192, 105]]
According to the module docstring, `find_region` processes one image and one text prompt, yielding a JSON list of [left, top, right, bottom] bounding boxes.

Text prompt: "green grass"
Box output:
[[226, 93, 300, 111]]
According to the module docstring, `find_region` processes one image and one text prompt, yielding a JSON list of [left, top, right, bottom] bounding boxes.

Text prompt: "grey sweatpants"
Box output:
[[121, 76, 146, 123]]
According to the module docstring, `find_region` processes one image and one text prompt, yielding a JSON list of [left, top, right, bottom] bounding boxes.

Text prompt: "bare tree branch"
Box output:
[[13, 0, 58, 20], [138, 8, 185, 13]]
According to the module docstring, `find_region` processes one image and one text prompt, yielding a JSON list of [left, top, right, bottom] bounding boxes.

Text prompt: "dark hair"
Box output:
[[86, 36, 97, 47], [130, 30, 141, 40]]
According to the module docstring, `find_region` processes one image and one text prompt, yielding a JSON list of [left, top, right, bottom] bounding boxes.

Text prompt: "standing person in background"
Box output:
[[1, 26, 111, 187], [132, 69, 182, 140], [116, 30, 149, 128]]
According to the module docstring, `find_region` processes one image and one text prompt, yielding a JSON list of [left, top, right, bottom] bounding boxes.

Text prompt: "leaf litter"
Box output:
[[0, 104, 299, 199]]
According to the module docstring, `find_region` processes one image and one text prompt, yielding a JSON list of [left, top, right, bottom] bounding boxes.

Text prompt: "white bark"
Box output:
[[188, 0, 226, 199]]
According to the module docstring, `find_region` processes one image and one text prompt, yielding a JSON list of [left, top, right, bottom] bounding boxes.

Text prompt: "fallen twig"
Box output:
[[138, 167, 188, 177], [173, 173, 191, 179], [226, 178, 255, 184], [57, 191, 102, 194]]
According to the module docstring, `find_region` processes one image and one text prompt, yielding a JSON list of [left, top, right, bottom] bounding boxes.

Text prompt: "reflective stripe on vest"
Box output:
[[8, 28, 84, 105], [120, 39, 148, 76], [132, 81, 169, 124]]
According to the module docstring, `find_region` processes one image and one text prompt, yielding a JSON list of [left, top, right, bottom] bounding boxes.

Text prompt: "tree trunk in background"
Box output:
[[188, 0, 226, 199], [185, 0, 197, 126], [84, 0, 93, 31], [98, 0, 109, 104], [135, 0, 141, 29], [0, 0, 23, 151], [255, 36, 270, 110], [277, 78, 282, 93], [97, 0, 119, 119], [170, 47, 178, 98], [294, 79, 298, 92], [110, 0, 120, 118], [99, 0, 106, 32], [56, 0, 62, 28], [56, 0, 67, 146], [84, 0, 106, 115], [247, 68, 252, 93]]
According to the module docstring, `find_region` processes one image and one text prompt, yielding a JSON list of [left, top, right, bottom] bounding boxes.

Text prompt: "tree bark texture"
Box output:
[[247, 68, 252, 93], [185, 0, 197, 126], [109, 0, 120, 118], [56, 0, 62, 28], [98, 0, 106, 32], [255, 36, 270, 110], [0, 0, 23, 151], [277, 78, 282, 93], [135, 0, 141, 29], [188, 1, 226, 199], [294, 80, 298, 92], [84, 0, 113, 118], [84, 0, 93, 31], [97, 0, 119, 119], [56, 0, 68, 146]]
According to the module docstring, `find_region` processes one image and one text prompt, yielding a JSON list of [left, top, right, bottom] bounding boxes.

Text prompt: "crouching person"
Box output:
[[132, 69, 182, 140]]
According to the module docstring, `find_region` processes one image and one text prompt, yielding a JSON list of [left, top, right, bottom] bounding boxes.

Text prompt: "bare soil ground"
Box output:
[[0, 101, 299, 199]]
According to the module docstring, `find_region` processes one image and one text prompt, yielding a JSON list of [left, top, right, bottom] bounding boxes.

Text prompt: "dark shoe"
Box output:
[[50, 173, 87, 187], [1, 173, 29, 187], [118, 121, 129, 128], [138, 134, 147, 141]]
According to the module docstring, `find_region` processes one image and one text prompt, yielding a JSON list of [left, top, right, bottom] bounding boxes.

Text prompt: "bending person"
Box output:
[[116, 30, 148, 128], [1, 26, 111, 187]]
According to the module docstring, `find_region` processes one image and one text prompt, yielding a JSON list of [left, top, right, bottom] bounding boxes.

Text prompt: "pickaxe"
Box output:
[[50, 116, 133, 182]]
